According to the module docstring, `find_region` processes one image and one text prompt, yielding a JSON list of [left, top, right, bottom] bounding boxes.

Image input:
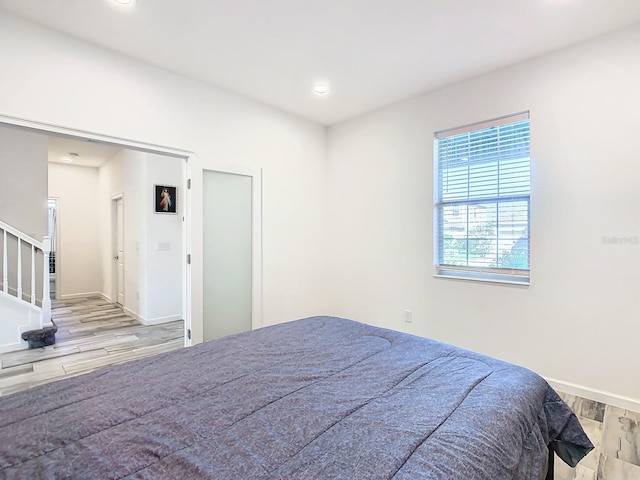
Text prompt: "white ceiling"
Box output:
[[48, 136, 121, 168], [2, 0, 640, 125]]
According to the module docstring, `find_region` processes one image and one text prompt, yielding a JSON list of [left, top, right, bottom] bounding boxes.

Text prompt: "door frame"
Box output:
[[47, 197, 60, 300], [111, 194, 124, 306], [0, 113, 194, 348]]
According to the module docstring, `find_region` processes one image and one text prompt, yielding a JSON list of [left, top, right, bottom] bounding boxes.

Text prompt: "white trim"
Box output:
[[183, 156, 193, 346], [546, 377, 640, 413], [59, 291, 105, 300], [0, 113, 193, 158], [123, 306, 142, 323], [110, 194, 123, 310], [121, 308, 181, 326], [98, 292, 113, 303], [141, 314, 183, 326], [252, 168, 263, 331], [435, 110, 530, 138], [0, 219, 43, 247], [0, 342, 28, 354], [433, 273, 530, 287], [111, 194, 125, 307]]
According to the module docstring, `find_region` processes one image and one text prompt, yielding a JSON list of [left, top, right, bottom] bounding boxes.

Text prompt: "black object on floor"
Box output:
[[21, 321, 57, 348]]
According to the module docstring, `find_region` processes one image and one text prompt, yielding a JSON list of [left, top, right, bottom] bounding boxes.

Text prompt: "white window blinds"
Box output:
[[434, 112, 530, 283]]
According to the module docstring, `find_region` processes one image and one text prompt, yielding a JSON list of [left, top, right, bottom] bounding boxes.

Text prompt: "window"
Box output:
[[434, 112, 530, 284]]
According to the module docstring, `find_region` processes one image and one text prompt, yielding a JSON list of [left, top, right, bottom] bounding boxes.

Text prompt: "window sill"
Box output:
[[434, 269, 530, 286]]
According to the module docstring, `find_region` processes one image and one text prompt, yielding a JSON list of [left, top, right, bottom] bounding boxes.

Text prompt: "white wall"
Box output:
[[0, 12, 327, 343], [325, 24, 640, 405], [48, 163, 101, 297], [0, 127, 48, 238], [144, 153, 183, 324]]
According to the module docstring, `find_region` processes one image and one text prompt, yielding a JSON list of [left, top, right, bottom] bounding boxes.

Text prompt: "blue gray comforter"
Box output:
[[0, 316, 592, 479]]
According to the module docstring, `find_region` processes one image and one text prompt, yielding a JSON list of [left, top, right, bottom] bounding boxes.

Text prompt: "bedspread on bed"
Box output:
[[0, 316, 592, 479]]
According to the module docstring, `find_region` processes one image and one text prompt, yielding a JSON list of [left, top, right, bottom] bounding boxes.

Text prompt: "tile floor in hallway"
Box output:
[[555, 392, 640, 480], [0, 295, 184, 396]]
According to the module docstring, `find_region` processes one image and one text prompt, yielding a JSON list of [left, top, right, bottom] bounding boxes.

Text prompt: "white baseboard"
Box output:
[[123, 307, 182, 325], [59, 291, 104, 300], [546, 377, 640, 413], [141, 314, 182, 326], [98, 292, 112, 302], [0, 341, 28, 354], [123, 306, 142, 323], [122, 307, 181, 326]]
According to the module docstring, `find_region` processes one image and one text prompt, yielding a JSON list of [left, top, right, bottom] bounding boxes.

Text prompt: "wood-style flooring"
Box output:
[[0, 295, 184, 396], [555, 391, 640, 480]]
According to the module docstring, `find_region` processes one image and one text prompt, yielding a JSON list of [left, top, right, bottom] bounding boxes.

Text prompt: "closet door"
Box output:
[[202, 170, 253, 340]]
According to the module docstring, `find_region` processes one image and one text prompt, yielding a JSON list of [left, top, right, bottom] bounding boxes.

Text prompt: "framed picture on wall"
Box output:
[[154, 185, 177, 214]]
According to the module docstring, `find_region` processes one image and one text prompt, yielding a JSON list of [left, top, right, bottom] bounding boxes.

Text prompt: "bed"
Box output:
[[0, 316, 592, 479]]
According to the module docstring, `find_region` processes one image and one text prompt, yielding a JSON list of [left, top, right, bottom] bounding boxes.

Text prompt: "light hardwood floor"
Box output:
[[0, 295, 184, 397], [555, 392, 640, 480]]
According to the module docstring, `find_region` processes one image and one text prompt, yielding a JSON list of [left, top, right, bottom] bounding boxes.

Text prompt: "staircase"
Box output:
[[0, 220, 52, 353]]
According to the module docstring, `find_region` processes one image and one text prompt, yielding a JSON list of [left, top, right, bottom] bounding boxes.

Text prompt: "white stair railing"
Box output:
[[0, 219, 52, 329], [41, 236, 52, 326]]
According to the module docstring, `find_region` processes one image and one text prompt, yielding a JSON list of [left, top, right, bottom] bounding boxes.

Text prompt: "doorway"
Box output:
[[0, 114, 192, 349]]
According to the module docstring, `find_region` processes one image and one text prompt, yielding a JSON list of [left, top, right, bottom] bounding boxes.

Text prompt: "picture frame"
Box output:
[[154, 185, 177, 214]]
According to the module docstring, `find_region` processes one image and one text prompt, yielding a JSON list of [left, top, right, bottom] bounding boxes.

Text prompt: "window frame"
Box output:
[[433, 112, 531, 285]]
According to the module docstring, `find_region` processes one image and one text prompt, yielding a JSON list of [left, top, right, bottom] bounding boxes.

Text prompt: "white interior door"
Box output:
[[116, 197, 125, 306], [203, 170, 254, 340]]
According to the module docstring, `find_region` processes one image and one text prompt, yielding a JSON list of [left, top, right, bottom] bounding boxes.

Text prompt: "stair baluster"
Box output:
[[41, 236, 52, 326], [16, 239, 22, 300]]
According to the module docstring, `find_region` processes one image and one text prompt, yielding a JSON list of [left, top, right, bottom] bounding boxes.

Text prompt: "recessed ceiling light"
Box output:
[[313, 83, 330, 95], [62, 152, 79, 163], [113, 0, 136, 5]]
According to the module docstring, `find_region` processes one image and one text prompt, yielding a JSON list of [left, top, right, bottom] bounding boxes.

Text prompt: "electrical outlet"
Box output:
[[404, 309, 412, 323]]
